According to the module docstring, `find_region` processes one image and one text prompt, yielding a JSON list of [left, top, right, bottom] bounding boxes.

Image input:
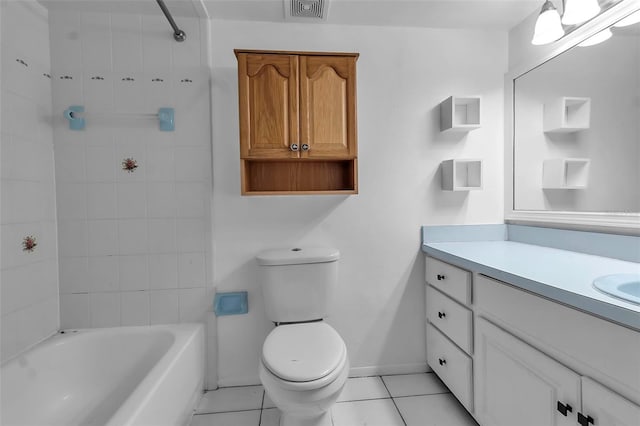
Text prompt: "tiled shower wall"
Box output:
[[1, 0, 59, 362], [48, 10, 213, 329]]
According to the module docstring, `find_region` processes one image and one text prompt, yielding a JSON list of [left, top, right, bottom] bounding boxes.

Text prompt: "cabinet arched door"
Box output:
[[237, 53, 299, 159], [300, 55, 357, 159]]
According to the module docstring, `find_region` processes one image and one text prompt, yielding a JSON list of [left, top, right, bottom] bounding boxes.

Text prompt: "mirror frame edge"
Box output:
[[504, 0, 640, 236]]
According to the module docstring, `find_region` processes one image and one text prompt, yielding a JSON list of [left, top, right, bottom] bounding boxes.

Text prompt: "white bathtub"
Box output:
[[1, 323, 204, 426]]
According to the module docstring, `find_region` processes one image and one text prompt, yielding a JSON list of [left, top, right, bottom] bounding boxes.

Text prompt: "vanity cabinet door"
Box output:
[[581, 377, 640, 426], [475, 317, 581, 426]]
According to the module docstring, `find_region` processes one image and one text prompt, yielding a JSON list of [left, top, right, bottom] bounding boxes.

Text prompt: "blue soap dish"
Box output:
[[214, 291, 248, 316]]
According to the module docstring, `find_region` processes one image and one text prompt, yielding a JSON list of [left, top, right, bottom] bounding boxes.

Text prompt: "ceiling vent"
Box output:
[[284, 0, 330, 22]]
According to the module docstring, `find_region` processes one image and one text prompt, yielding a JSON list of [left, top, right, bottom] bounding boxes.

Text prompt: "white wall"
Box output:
[[1, 0, 59, 362], [48, 9, 213, 355], [211, 20, 507, 386]]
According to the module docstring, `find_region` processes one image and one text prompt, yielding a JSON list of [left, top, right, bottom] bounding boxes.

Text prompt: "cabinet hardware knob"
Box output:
[[437, 274, 446, 280], [577, 413, 594, 426], [438, 311, 446, 319], [557, 401, 573, 416], [290, 143, 299, 151], [301, 143, 310, 151], [438, 358, 446, 366]]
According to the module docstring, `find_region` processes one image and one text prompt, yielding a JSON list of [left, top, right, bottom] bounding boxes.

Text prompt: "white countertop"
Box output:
[[422, 240, 640, 330]]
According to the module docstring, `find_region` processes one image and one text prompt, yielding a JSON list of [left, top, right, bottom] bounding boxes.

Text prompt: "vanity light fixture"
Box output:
[[531, 1, 565, 45], [578, 27, 612, 46], [561, 0, 601, 25]]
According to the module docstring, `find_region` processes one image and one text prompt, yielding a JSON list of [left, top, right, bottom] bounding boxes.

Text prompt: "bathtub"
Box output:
[[1, 323, 204, 426]]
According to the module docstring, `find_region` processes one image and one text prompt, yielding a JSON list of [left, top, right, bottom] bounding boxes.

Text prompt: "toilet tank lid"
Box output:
[[256, 247, 340, 266]]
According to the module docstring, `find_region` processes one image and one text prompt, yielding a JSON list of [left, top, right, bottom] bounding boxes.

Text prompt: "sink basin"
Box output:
[[593, 274, 640, 305]]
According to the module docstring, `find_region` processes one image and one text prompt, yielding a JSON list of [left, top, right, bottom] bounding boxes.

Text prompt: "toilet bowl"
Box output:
[[256, 247, 347, 426], [259, 322, 349, 426]]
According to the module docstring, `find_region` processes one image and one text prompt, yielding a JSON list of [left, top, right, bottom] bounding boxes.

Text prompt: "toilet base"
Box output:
[[279, 410, 332, 426]]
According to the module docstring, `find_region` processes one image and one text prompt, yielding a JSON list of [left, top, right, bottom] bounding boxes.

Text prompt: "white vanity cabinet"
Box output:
[[424, 255, 640, 426], [476, 317, 640, 426], [474, 274, 640, 426], [425, 257, 474, 412]]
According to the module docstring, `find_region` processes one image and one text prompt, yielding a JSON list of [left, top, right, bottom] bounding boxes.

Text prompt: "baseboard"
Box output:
[[348, 362, 428, 377], [215, 376, 261, 389]]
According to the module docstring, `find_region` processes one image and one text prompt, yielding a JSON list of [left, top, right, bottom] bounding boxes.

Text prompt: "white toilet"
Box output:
[[256, 247, 349, 426]]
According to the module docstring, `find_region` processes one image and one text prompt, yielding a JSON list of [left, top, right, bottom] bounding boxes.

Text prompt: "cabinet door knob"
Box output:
[[301, 143, 310, 151], [290, 143, 299, 151], [557, 401, 573, 416], [438, 311, 446, 319], [577, 413, 594, 426], [437, 274, 446, 281], [438, 358, 446, 366]]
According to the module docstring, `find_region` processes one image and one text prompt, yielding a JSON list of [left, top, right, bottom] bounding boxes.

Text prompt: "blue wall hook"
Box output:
[[63, 105, 85, 130], [158, 107, 174, 131]]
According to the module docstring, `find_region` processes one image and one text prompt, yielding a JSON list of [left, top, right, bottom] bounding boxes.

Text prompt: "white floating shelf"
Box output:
[[441, 159, 483, 191], [440, 96, 481, 132], [543, 97, 591, 133], [542, 158, 590, 189]]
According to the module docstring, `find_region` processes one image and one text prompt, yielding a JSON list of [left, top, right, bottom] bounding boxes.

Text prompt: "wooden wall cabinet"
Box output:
[[235, 49, 359, 195]]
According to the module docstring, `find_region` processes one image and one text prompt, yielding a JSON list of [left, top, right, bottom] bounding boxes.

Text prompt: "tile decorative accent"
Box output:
[[121, 157, 138, 173], [22, 235, 38, 252]]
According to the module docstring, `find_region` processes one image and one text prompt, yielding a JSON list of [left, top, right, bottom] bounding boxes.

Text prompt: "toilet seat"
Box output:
[[262, 322, 346, 387]]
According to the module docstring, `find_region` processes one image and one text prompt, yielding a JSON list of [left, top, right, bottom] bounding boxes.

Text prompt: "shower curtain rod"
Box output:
[[156, 0, 186, 42]]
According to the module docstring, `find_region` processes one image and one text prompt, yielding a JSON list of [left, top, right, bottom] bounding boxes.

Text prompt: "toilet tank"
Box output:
[[256, 247, 339, 323]]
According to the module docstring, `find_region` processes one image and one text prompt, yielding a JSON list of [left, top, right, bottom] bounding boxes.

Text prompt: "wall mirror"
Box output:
[[509, 3, 640, 231]]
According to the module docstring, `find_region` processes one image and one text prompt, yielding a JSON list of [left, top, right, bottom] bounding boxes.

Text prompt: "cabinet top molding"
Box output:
[[234, 49, 360, 59]]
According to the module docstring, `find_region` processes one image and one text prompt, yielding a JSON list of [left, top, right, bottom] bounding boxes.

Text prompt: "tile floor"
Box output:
[[189, 373, 479, 426]]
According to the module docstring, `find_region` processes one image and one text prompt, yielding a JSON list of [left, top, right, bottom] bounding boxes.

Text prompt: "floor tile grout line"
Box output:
[[392, 390, 452, 399], [379, 375, 408, 426], [194, 408, 262, 416], [378, 375, 393, 398], [258, 390, 265, 426], [336, 396, 393, 403]]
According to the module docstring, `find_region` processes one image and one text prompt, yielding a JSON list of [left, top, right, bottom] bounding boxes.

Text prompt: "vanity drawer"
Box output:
[[426, 285, 473, 354], [425, 257, 471, 305], [426, 322, 473, 412]]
